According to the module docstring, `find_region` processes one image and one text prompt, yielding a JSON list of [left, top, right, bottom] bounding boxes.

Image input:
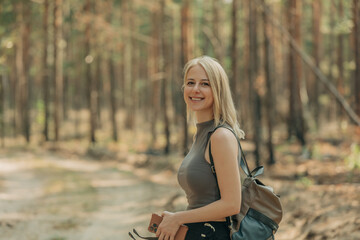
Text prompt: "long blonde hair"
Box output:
[[183, 56, 245, 139]]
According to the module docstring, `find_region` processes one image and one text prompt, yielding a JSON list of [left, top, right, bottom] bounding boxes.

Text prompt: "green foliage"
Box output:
[[36, 100, 45, 125], [311, 143, 321, 160], [0, 2, 16, 34], [334, 18, 353, 35], [345, 143, 360, 170], [296, 176, 314, 188]]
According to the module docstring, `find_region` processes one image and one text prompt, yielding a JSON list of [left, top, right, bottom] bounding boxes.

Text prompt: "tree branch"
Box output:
[[257, 0, 360, 126]]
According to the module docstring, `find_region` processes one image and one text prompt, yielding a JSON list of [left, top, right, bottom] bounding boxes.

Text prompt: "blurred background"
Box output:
[[0, 0, 360, 239]]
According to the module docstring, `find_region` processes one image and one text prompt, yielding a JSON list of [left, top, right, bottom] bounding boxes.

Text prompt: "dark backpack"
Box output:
[[207, 125, 283, 240]]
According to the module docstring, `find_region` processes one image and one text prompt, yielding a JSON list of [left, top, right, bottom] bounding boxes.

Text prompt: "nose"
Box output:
[[193, 83, 201, 93]]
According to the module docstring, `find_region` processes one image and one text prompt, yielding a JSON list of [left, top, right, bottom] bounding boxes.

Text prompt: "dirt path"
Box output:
[[0, 150, 183, 240], [1, 143, 359, 240]]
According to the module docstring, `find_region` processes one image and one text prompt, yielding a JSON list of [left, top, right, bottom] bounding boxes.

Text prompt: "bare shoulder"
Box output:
[[211, 127, 237, 147], [209, 127, 239, 164]]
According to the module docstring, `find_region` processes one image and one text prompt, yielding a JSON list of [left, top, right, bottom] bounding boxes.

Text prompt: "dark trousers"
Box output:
[[185, 221, 230, 240]]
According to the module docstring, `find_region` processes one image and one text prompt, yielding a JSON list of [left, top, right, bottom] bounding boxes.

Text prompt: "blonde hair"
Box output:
[[183, 56, 245, 139]]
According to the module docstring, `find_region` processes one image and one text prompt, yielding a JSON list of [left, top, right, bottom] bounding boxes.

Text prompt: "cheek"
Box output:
[[183, 88, 190, 102], [206, 90, 214, 102]]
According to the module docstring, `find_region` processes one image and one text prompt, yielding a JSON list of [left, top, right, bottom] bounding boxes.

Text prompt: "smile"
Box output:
[[189, 97, 204, 101]]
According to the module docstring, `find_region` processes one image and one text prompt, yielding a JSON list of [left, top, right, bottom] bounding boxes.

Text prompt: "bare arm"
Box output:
[[156, 128, 241, 240]]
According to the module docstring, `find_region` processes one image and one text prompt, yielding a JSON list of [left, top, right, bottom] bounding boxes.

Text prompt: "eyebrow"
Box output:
[[187, 78, 209, 81]]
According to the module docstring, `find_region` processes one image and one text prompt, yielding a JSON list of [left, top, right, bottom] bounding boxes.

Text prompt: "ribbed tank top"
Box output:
[[177, 119, 220, 210]]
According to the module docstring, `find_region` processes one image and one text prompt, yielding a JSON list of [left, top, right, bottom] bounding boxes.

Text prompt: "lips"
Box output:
[[189, 97, 204, 101]]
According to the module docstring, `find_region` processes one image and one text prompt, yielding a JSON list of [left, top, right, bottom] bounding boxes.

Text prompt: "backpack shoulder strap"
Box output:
[[207, 125, 252, 177]]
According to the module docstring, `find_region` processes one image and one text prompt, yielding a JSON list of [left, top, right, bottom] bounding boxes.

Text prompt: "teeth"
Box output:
[[191, 97, 202, 101]]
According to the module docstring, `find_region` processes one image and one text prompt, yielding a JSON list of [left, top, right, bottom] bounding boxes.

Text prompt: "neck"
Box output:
[[195, 110, 214, 123]]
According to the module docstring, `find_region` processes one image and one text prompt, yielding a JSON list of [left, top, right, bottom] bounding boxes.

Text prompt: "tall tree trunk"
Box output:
[[337, 0, 345, 119], [54, 0, 63, 141], [108, 52, 118, 142], [62, 1, 72, 122], [259, 0, 360, 126], [353, 0, 360, 116], [242, 0, 250, 131], [160, 0, 171, 154], [249, 0, 261, 166], [181, 0, 193, 155], [15, 2, 30, 143], [327, 1, 336, 120], [150, 4, 161, 149], [23, 2, 31, 143], [42, 0, 50, 141], [231, 0, 238, 105], [287, 0, 306, 146], [286, 1, 295, 140], [212, 0, 224, 62], [124, 0, 136, 130], [84, 0, 96, 143], [74, 36, 82, 138], [95, 54, 102, 129], [10, 55, 16, 138], [0, 74, 4, 147], [170, 6, 181, 127], [311, 0, 322, 127], [262, 0, 275, 165], [94, 1, 104, 130]]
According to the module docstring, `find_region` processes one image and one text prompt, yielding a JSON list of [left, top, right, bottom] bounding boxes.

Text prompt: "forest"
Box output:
[[0, 0, 360, 239]]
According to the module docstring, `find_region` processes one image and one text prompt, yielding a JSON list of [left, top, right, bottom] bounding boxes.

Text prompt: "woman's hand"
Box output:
[[156, 211, 181, 240]]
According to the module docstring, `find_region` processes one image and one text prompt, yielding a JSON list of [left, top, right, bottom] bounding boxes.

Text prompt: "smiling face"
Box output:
[[183, 64, 214, 122]]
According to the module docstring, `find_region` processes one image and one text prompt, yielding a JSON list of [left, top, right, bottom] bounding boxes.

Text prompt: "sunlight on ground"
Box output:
[[0, 122, 359, 240], [0, 149, 184, 240]]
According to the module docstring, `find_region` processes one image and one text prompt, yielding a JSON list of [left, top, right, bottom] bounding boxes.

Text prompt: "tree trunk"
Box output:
[[42, 0, 50, 141], [160, 0, 171, 154], [336, 0, 345, 119], [23, 2, 31, 143], [327, 1, 336, 120], [262, 0, 275, 165], [231, 0, 238, 105], [259, 0, 360, 126], [212, 0, 224, 63], [124, 0, 136, 130], [0, 74, 4, 147], [95, 54, 102, 129], [108, 52, 118, 142], [287, 0, 306, 146], [54, 0, 63, 141], [353, 0, 360, 116], [74, 36, 82, 139], [10, 54, 16, 138], [170, 6, 181, 124], [311, 0, 322, 126], [242, 0, 250, 131], [249, 0, 262, 166], [150, 4, 161, 150], [181, 0, 193, 155], [84, 0, 96, 143], [62, 2, 72, 122], [94, 1, 104, 130], [15, 2, 30, 143]]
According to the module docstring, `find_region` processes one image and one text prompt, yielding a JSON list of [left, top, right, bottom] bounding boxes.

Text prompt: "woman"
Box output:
[[156, 56, 245, 240]]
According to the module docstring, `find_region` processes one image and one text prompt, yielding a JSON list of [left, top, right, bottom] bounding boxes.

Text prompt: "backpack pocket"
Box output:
[[231, 208, 275, 240]]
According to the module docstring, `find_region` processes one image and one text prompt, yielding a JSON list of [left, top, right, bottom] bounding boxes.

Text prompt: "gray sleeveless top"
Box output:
[[177, 119, 220, 210]]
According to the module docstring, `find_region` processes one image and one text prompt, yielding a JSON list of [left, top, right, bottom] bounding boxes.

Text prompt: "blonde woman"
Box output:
[[156, 56, 245, 240]]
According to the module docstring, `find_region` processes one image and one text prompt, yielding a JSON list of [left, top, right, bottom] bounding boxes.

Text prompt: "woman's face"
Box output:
[[183, 64, 214, 116]]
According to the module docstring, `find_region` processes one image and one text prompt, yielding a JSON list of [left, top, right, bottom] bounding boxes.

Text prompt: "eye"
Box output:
[[186, 81, 194, 85], [201, 82, 210, 86]]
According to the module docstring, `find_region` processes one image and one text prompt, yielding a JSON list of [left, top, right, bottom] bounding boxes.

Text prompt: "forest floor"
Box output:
[[0, 123, 359, 240]]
